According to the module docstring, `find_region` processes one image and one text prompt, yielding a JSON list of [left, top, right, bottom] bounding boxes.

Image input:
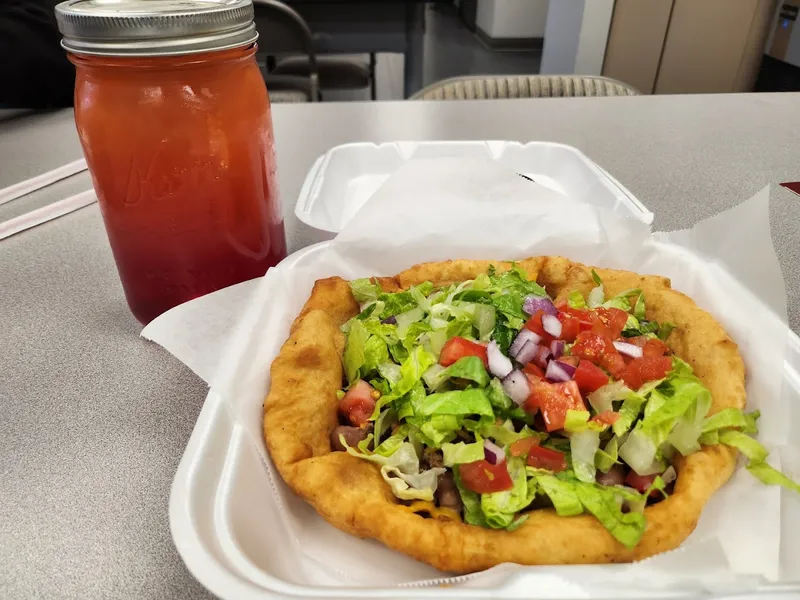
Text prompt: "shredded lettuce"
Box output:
[[564, 410, 607, 433], [377, 362, 402, 387], [396, 307, 425, 338], [587, 285, 604, 308], [349, 278, 381, 304], [420, 329, 448, 358], [633, 292, 646, 320], [362, 336, 390, 378], [344, 441, 445, 501], [442, 441, 485, 466], [487, 264, 548, 298], [343, 319, 370, 384], [486, 377, 513, 412], [667, 382, 712, 455], [618, 426, 664, 476], [378, 282, 434, 319], [473, 304, 497, 341], [396, 382, 425, 420], [453, 466, 487, 527], [479, 264, 546, 352], [421, 364, 446, 391], [602, 288, 641, 312], [588, 380, 630, 414], [414, 389, 492, 418], [480, 421, 541, 446], [413, 414, 463, 447], [480, 457, 534, 529], [574, 484, 647, 549], [568, 291, 587, 309], [747, 462, 800, 493], [718, 430, 769, 463], [570, 429, 601, 482], [701, 412, 800, 494], [440, 356, 490, 388], [506, 515, 529, 532], [657, 322, 676, 341], [702, 408, 759, 434], [595, 436, 620, 473], [535, 473, 584, 516], [373, 423, 409, 456], [373, 407, 397, 447], [393, 346, 436, 397], [612, 392, 646, 437]]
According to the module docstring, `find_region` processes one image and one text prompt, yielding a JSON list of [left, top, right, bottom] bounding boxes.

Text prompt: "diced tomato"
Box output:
[[509, 437, 540, 457], [439, 336, 489, 369], [459, 460, 514, 493], [620, 356, 672, 390], [591, 410, 620, 425], [523, 310, 555, 344], [605, 353, 627, 378], [627, 336, 670, 358], [560, 307, 594, 332], [522, 362, 544, 378], [554, 299, 568, 311], [524, 378, 586, 432], [558, 355, 580, 367], [338, 380, 376, 427], [592, 307, 629, 340], [571, 332, 626, 378], [640, 355, 672, 380], [625, 471, 659, 496], [573, 360, 609, 394], [527, 446, 568, 472], [556, 312, 581, 342]]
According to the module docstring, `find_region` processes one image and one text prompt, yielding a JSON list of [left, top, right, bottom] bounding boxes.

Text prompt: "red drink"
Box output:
[[58, 0, 287, 324]]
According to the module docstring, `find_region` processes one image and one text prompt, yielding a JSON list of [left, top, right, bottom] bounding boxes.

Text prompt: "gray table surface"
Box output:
[[1, 94, 799, 600]]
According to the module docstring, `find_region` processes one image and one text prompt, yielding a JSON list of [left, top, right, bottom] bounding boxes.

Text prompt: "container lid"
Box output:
[[54, 0, 258, 57]]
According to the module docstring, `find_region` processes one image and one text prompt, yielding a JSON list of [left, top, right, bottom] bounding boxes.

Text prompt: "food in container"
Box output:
[[263, 257, 799, 573]]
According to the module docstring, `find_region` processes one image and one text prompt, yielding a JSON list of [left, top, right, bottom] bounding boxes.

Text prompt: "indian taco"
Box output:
[[263, 257, 799, 573]]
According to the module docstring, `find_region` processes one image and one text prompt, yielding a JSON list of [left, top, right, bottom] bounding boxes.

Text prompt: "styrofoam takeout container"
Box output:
[[294, 141, 653, 233], [170, 241, 800, 600], [170, 145, 800, 599]]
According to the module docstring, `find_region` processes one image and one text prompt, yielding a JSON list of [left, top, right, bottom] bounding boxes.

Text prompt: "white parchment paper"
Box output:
[[145, 159, 800, 596]]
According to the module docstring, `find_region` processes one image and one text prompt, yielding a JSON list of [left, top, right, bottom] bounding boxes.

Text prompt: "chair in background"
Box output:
[[253, 0, 375, 102], [252, 0, 318, 102], [410, 75, 640, 101]]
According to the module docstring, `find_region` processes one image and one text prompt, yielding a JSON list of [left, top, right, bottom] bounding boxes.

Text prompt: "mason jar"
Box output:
[[55, 0, 287, 324]]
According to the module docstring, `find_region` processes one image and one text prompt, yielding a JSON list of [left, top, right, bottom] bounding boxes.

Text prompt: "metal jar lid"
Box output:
[[55, 0, 258, 57]]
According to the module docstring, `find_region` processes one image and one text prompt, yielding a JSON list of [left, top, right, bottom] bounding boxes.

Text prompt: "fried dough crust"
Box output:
[[263, 258, 745, 573]]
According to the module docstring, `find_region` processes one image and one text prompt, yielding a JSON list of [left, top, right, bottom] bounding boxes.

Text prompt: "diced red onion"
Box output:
[[613, 341, 643, 359], [509, 329, 541, 358], [545, 360, 576, 382], [483, 439, 506, 465], [487, 341, 513, 379], [550, 340, 565, 359], [533, 345, 551, 369], [515, 340, 538, 365], [381, 316, 397, 325], [542, 314, 562, 338], [597, 464, 626, 487], [523, 295, 558, 317], [502, 369, 531, 406], [662, 465, 677, 485]]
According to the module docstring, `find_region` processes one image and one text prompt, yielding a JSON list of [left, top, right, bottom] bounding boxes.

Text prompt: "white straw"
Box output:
[[0, 189, 96, 241], [0, 158, 88, 207]]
